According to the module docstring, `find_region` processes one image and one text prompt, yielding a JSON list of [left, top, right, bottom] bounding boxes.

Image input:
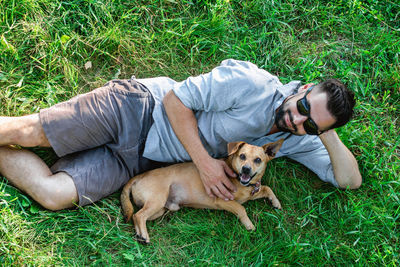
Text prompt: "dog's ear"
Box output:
[[262, 139, 284, 158], [227, 141, 246, 156]]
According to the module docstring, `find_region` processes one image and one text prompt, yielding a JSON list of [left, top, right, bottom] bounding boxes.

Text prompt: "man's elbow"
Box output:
[[337, 174, 362, 190]]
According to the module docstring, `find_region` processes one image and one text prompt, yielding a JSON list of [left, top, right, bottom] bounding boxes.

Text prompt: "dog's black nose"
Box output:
[[242, 166, 251, 175]]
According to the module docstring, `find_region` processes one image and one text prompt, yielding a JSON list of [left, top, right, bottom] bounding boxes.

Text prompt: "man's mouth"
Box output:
[[286, 110, 298, 133], [285, 113, 292, 130], [239, 172, 257, 186]]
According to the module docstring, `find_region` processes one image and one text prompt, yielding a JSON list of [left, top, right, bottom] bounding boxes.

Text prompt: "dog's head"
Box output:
[[227, 139, 284, 186]]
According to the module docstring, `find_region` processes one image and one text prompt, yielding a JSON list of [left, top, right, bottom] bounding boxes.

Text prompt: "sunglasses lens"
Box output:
[[296, 86, 320, 135], [297, 99, 309, 116], [303, 119, 319, 135]]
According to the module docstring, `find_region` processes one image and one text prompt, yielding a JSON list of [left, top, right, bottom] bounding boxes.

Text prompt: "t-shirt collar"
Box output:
[[273, 81, 302, 112]]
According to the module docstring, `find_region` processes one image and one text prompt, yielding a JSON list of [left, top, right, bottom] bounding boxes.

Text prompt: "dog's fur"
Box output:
[[121, 139, 284, 243]]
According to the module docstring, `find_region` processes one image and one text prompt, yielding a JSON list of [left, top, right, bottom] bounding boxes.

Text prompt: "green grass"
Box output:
[[1, 0, 399, 265]]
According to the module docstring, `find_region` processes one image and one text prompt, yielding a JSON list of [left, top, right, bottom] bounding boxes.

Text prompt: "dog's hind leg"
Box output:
[[251, 185, 281, 209], [148, 208, 166, 221], [133, 201, 165, 244], [215, 199, 255, 230]]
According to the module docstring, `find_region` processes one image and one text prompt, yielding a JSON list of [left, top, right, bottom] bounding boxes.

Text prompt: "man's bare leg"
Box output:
[[0, 114, 50, 147], [0, 114, 79, 210]]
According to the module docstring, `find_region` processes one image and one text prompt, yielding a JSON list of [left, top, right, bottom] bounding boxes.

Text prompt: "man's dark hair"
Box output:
[[316, 79, 356, 129]]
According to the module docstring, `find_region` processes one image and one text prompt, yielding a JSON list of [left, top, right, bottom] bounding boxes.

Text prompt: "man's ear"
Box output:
[[262, 139, 284, 158], [227, 141, 246, 156]]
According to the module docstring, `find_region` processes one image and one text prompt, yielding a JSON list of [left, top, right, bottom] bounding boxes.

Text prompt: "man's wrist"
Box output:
[[319, 129, 345, 153], [319, 129, 337, 142], [190, 148, 212, 169]]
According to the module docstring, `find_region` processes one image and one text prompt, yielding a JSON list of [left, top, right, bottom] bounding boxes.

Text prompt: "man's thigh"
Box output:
[[51, 145, 132, 206], [39, 78, 154, 157]]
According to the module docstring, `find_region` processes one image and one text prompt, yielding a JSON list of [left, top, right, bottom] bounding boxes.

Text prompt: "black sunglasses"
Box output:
[[296, 86, 323, 135]]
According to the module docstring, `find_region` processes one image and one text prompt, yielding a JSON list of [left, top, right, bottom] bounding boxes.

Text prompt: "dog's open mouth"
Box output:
[[239, 172, 257, 186]]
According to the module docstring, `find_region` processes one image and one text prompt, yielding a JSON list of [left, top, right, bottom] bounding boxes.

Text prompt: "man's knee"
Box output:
[[6, 114, 50, 147], [36, 190, 78, 211], [350, 178, 362, 190], [19, 114, 50, 147], [33, 173, 79, 211], [337, 177, 362, 190], [38, 196, 76, 211]]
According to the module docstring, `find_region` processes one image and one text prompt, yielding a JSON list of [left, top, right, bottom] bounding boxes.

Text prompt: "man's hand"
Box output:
[[197, 157, 237, 200]]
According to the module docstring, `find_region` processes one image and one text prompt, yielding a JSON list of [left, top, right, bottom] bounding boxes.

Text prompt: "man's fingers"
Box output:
[[215, 183, 234, 201], [210, 186, 225, 200], [220, 173, 236, 193], [221, 163, 237, 193], [223, 163, 236, 178], [198, 159, 237, 200], [205, 185, 215, 198]]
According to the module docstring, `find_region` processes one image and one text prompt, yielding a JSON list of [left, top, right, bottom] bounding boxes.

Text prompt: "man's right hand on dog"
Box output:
[[197, 157, 237, 201], [163, 90, 237, 201]]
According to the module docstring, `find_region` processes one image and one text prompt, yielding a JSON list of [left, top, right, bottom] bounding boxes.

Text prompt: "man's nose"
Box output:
[[292, 113, 307, 126]]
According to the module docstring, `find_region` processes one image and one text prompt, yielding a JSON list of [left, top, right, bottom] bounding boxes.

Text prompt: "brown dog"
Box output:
[[121, 139, 284, 243]]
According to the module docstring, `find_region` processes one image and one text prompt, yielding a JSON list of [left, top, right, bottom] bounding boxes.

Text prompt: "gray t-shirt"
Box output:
[[137, 59, 338, 187]]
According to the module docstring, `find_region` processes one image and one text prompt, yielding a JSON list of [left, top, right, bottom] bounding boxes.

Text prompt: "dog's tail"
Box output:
[[121, 178, 136, 223]]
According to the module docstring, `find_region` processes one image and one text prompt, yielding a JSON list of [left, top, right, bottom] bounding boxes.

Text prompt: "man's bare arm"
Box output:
[[163, 90, 236, 200], [319, 129, 362, 189]]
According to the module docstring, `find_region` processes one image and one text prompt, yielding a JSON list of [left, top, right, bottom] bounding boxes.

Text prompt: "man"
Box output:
[[0, 59, 361, 210]]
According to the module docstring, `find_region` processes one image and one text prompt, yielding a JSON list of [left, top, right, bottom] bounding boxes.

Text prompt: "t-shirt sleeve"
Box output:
[[252, 133, 338, 187], [172, 59, 261, 112], [286, 140, 339, 187]]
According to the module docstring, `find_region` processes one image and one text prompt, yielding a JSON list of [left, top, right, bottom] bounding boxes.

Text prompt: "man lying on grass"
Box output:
[[0, 59, 362, 210]]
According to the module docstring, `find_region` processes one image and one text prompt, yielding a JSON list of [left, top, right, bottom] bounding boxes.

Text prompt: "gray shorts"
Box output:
[[40, 78, 157, 206]]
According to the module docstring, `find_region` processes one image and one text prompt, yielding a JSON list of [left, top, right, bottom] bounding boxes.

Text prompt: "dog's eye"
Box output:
[[254, 158, 261, 164], [239, 154, 246, 160]]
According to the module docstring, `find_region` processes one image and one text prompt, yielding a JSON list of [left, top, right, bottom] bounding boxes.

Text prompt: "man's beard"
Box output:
[[275, 103, 297, 134]]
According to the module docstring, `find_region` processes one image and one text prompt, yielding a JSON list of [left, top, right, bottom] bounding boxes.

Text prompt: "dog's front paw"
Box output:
[[270, 198, 282, 210], [135, 234, 150, 244], [245, 223, 255, 231]]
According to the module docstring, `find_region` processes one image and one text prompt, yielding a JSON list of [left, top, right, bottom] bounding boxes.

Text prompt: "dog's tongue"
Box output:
[[240, 173, 251, 183]]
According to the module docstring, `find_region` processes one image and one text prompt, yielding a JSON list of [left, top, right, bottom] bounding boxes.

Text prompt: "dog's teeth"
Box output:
[[240, 174, 251, 182]]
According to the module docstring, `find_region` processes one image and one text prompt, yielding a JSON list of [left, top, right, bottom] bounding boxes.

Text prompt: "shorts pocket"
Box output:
[[117, 144, 142, 178]]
